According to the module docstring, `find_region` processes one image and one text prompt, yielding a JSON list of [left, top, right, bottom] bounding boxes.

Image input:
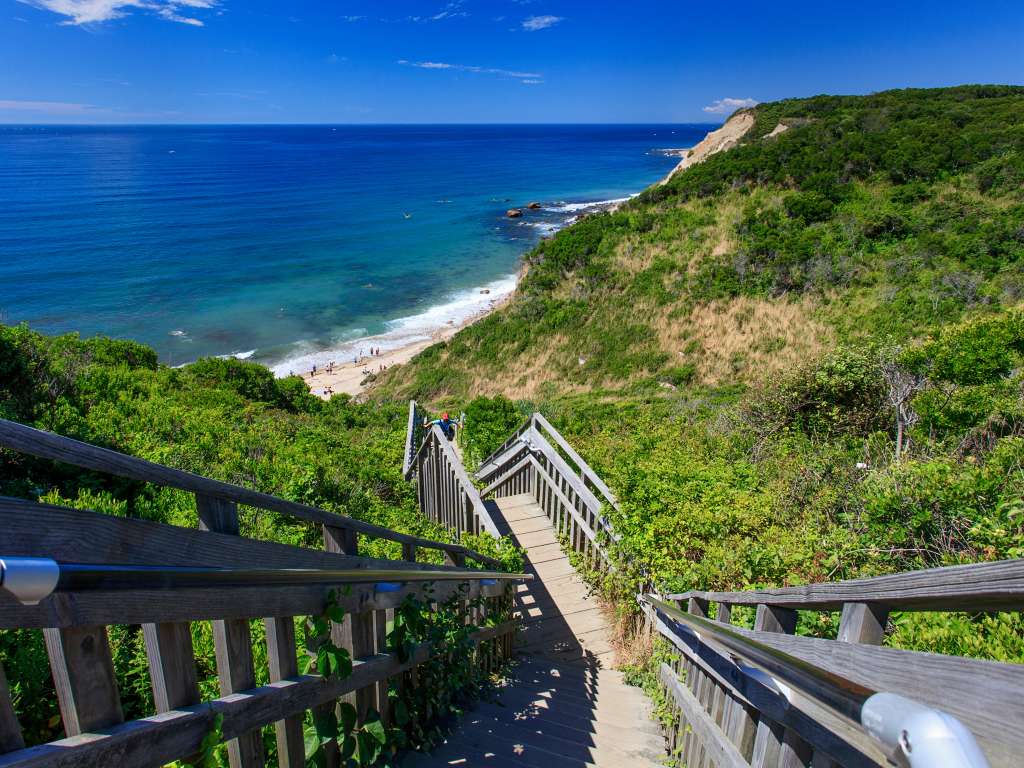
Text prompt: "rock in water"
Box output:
[[506, 208, 523, 218], [527, 202, 541, 209]]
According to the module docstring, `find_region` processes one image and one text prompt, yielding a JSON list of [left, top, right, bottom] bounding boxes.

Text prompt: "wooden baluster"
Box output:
[[197, 493, 264, 768], [751, 604, 798, 768], [143, 620, 199, 711], [265, 617, 305, 768], [44, 625, 124, 735], [780, 727, 813, 768], [712, 601, 756, 759], [0, 661, 23, 754], [322, 527, 375, 722]]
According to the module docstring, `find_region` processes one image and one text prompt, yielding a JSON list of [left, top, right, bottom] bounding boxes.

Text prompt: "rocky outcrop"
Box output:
[[506, 209, 523, 218], [527, 202, 541, 209]]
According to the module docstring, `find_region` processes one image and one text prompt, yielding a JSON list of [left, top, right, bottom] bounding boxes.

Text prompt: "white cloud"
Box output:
[[18, 0, 217, 26], [703, 97, 758, 114], [340, 14, 365, 22], [399, 60, 542, 80], [521, 79, 543, 85], [522, 14, 561, 31], [0, 99, 94, 113]]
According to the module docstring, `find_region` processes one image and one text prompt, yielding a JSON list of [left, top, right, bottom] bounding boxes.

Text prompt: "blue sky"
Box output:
[[2, 0, 1022, 123]]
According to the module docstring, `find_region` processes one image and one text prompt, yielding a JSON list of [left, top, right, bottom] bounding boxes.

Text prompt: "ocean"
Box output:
[[0, 124, 711, 372]]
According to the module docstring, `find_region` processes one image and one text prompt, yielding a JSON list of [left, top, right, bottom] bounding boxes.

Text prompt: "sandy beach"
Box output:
[[301, 291, 511, 399]]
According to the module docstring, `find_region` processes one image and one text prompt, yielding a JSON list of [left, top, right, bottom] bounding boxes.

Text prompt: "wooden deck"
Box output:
[[407, 494, 665, 767]]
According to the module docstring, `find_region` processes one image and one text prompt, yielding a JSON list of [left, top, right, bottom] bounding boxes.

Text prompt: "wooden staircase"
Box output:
[[405, 492, 665, 767]]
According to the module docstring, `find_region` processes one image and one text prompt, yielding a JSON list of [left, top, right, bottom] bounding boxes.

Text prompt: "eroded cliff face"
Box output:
[[660, 110, 755, 184]]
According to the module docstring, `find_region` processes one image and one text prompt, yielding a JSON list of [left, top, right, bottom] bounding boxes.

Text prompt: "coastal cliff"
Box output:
[[660, 109, 755, 183]]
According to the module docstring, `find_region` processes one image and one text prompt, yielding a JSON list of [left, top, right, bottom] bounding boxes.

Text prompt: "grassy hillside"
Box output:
[[378, 86, 1024, 659]]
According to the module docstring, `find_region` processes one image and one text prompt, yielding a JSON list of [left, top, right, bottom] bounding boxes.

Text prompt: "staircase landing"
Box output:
[[407, 494, 665, 767]]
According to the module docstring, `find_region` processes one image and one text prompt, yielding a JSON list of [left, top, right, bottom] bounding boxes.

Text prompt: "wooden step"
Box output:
[[424, 495, 669, 767]]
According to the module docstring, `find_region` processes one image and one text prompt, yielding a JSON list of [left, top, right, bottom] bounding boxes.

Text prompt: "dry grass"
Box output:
[[462, 333, 589, 400], [654, 295, 833, 387], [603, 596, 653, 670]]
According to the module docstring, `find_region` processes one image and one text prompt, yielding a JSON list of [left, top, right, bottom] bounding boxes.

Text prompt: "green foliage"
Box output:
[[461, 395, 523, 467], [746, 345, 888, 438], [0, 324, 523, 750]]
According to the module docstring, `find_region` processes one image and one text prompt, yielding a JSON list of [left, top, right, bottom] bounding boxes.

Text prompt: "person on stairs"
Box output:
[[425, 412, 457, 441]]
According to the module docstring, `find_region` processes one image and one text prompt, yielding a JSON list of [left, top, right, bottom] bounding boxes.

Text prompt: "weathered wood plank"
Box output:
[[43, 626, 123, 735], [668, 557, 1024, 612], [659, 663, 747, 768], [837, 603, 889, 645], [213, 618, 264, 766], [0, 621, 515, 768], [0, 662, 23, 754], [0, 497, 462, 572], [143, 621, 199, 712], [751, 718, 785, 768], [0, 420, 496, 565], [0, 575, 508, 629], [780, 728, 813, 768], [264, 617, 305, 768]]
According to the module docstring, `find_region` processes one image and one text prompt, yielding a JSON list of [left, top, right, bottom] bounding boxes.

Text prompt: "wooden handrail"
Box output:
[[532, 413, 620, 512], [0, 418, 496, 567], [665, 558, 1024, 613], [406, 423, 501, 541], [402, 399, 421, 478]]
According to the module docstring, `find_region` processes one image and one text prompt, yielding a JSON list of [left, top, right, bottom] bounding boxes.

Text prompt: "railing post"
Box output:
[[197, 493, 264, 768], [687, 596, 709, 618], [837, 602, 889, 645]]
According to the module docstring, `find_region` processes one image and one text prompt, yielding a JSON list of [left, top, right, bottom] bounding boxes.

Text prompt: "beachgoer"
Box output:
[[427, 412, 457, 441]]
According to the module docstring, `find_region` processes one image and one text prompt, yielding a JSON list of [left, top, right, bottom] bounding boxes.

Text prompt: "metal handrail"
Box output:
[[642, 595, 989, 768], [0, 556, 531, 606]]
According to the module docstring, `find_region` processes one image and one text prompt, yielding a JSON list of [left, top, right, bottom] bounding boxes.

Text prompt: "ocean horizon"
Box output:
[[0, 123, 713, 373]]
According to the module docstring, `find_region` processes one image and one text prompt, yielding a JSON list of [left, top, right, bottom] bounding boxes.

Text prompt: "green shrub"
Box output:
[[461, 395, 522, 467]]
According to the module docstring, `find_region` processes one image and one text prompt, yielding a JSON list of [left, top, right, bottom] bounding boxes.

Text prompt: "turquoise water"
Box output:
[[0, 124, 711, 370]]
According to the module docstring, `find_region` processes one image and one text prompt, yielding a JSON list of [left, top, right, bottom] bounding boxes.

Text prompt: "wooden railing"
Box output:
[[640, 559, 1024, 767], [476, 413, 617, 568], [471, 410, 1020, 767], [405, 422, 501, 542], [0, 418, 525, 767], [478, 412, 619, 513]]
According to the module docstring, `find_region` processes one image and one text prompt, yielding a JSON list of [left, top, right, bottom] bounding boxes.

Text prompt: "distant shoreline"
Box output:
[[301, 286, 515, 399], [299, 189, 680, 399]]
